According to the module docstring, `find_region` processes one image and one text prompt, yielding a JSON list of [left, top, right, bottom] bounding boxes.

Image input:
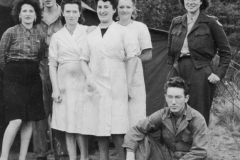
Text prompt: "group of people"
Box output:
[[0, 0, 231, 160]]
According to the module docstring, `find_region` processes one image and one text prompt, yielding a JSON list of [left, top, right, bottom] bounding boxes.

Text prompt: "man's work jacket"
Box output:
[[123, 105, 208, 160]]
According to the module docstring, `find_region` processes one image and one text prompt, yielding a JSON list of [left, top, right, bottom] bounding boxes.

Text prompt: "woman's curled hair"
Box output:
[[11, 0, 42, 25]]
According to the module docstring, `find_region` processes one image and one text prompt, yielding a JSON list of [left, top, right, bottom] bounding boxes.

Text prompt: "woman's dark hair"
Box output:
[[96, 0, 118, 20], [95, 0, 118, 10], [164, 77, 189, 96], [61, 0, 85, 24], [11, 0, 42, 26], [179, 0, 211, 11]]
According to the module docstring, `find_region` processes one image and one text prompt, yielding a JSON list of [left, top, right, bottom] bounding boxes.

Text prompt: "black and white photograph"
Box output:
[[0, 0, 239, 159]]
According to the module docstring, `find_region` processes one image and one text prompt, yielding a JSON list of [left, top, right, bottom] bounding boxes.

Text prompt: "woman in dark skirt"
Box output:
[[167, 0, 231, 125], [0, 0, 46, 159]]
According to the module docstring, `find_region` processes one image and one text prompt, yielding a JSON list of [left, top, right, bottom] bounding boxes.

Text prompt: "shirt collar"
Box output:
[[42, 3, 61, 25], [19, 23, 36, 34], [187, 10, 200, 24]]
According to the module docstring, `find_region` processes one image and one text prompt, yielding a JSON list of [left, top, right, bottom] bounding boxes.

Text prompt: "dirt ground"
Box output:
[[6, 113, 240, 160]]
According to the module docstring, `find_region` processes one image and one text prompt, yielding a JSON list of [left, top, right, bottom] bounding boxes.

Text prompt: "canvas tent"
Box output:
[[0, 0, 169, 158]]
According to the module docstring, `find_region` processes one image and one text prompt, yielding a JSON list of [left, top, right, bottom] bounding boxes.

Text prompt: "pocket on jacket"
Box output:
[[182, 129, 193, 142], [172, 29, 182, 37], [171, 29, 182, 50], [195, 29, 214, 48]]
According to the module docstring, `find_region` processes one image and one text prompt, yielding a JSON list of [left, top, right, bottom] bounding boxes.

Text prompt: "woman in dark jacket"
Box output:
[[0, 0, 46, 159], [167, 0, 231, 125]]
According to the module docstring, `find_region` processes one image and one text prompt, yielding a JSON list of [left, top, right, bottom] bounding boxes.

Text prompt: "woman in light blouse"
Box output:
[[117, 0, 152, 127]]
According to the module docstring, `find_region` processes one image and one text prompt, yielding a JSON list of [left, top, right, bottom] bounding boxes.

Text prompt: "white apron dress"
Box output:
[[49, 24, 93, 134], [80, 22, 138, 136], [124, 21, 153, 127]]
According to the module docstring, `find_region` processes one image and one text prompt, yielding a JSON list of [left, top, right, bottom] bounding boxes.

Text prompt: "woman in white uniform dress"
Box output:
[[80, 0, 138, 159], [118, 0, 152, 127], [48, 1, 90, 160]]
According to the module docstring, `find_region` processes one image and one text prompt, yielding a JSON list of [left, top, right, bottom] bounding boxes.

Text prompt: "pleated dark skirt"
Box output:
[[3, 61, 46, 122], [168, 57, 216, 125]]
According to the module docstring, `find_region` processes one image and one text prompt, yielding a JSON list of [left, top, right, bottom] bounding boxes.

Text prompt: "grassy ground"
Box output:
[[6, 96, 240, 160], [7, 110, 240, 160]]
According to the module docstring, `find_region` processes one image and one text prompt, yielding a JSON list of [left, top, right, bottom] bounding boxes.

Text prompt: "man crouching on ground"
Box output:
[[123, 77, 208, 160]]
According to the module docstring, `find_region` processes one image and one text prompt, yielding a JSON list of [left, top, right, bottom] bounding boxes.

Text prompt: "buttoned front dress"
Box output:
[[80, 22, 138, 136], [49, 24, 92, 134]]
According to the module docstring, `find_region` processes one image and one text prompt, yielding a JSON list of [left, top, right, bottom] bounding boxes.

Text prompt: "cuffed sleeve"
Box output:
[[123, 110, 163, 151], [139, 23, 152, 50], [0, 28, 12, 70], [209, 19, 231, 80], [48, 33, 59, 67], [79, 38, 90, 62]]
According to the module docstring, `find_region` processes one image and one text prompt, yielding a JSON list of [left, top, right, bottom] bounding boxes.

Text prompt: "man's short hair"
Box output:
[[164, 77, 189, 96]]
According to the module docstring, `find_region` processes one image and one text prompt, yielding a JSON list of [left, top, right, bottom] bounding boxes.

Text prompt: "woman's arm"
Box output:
[[80, 60, 97, 92], [127, 56, 138, 87], [138, 23, 153, 62], [49, 66, 61, 103], [48, 34, 61, 103], [208, 18, 231, 81], [0, 28, 12, 70], [80, 60, 91, 77], [139, 48, 152, 62]]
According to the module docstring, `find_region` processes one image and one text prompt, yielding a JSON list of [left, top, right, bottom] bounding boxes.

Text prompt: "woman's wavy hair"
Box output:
[[61, 0, 85, 25], [179, 0, 211, 11], [116, 0, 138, 20], [11, 0, 42, 26], [95, 0, 118, 20], [95, 0, 118, 10]]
